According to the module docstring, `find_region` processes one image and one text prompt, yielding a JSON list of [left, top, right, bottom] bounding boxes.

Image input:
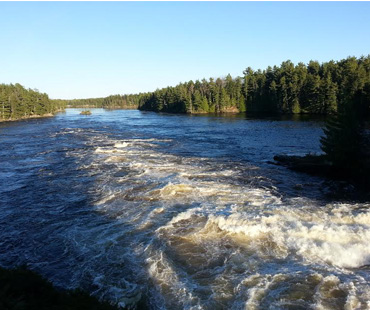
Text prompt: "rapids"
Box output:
[[0, 108, 369, 309]]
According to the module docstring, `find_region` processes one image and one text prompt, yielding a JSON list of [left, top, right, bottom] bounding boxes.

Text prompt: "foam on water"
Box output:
[[114, 142, 129, 148], [75, 136, 370, 308], [204, 202, 370, 267]]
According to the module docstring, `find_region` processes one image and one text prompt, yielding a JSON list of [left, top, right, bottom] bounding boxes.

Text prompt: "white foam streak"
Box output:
[[114, 142, 129, 148], [79, 135, 370, 308], [146, 248, 202, 310], [244, 274, 285, 310], [204, 208, 370, 268]]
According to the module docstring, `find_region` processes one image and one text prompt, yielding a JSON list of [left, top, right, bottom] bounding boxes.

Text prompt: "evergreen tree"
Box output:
[[320, 98, 366, 173], [127, 55, 370, 118], [0, 83, 65, 121], [319, 72, 338, 114]]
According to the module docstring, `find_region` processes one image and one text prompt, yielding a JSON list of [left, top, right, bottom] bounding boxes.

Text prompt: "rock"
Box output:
[[80, 110, 92, 115], [273, 154, 331, 175]]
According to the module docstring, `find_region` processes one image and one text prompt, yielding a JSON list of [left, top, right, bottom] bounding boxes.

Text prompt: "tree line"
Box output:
[[1, 55, 369, 182], [64, 97, 105, 108], [61, 55, 370, 118], [0, 83, 66, 121], [3, 56, 369, 120], [64, 94, 139, 109], [135, 56, 370, 116], [131, 55, 370, 181]]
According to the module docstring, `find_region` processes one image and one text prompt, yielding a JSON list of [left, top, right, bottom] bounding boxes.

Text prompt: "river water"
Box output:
[[0, 108, 369, 309]]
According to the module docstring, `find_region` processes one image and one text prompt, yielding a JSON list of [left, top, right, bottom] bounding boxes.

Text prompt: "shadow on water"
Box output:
[[151, 111, 328, 122]]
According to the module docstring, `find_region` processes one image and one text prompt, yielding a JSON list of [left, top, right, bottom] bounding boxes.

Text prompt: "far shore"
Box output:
[[0, 110, 64, 123], [67, 105, 138, 109]]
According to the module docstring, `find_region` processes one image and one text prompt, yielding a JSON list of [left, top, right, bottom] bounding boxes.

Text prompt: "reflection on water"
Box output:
[[0, 109, 369, 309]]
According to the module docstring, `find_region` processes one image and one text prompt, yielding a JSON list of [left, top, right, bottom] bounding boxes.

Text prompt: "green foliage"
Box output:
[[319, 56, 370, 176], [320, 97, 370, 176], [0, 84, 65, 121], [57, 93, 140, 109], [102, 94, 140, 109], [200, 97, 209, 112], [321, 77, 369, 174], [292, 99, 301, 114], [0, 266, 120, 310], [64, 98, 105, 108], [136, 55, 370, 116]]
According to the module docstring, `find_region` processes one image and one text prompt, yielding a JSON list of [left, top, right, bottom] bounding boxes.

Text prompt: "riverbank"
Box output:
[[67, 105, 138, 109], [273, 153, 370, 195], [0, 110, 64, 123], [0, 266, 120, 310], [273, 154, 331, 175]]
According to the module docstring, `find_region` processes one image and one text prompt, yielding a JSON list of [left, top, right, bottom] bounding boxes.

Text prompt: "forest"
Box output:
[[0, 83, 65, 121], [61, 56, 370, 117], [136, 56, 370, 116], [2, 56, 370, 121], [65, 94, 140, 109]]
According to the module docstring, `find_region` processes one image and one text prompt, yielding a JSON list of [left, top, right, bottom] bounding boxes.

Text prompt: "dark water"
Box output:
[[0, 109, 369, 309]]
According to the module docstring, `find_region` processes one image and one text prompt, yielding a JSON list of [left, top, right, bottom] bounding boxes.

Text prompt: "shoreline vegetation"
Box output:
[[0, 112, 56, 123], [62, 55, 370, 117], [59, 55, 370, 117], [2, 55, 369, 119], [0, 84, 66, 122], [63, 94, 139, 110]]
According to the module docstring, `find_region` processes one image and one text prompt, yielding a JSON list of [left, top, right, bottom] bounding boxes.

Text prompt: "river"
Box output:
[[0, 108, 369, 309]]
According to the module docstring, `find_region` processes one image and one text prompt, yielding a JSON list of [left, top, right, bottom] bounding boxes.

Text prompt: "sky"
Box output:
[[1, 2, 370, 100]]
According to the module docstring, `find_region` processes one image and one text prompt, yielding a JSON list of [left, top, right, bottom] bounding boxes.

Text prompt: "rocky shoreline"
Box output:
[[273, 154, 370, 198], [273, 154, 331, 176], [0, 110, 64, 123]]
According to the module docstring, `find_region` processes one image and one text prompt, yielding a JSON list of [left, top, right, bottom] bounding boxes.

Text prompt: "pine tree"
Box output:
[[278, 76, 288, 112], [192, 90, 203, 112], [219, 88, 229, 111], [320, 96, 366, 173], [301, 74, 321, 113], [319, 73, 338, 114], [200, 97, 209, 112]]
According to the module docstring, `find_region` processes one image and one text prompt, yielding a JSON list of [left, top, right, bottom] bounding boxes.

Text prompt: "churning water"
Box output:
[[0, 109, 369, 309]]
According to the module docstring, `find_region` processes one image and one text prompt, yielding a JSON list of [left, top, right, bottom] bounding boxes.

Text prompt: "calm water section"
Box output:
[[0, 109, 369, 309]]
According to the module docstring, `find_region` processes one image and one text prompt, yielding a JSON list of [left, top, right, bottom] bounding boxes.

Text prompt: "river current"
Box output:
[[0, 108, 369, 309]]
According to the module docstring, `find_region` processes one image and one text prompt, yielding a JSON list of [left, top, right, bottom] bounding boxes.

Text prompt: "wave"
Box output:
[[39, 133, 370, 309]]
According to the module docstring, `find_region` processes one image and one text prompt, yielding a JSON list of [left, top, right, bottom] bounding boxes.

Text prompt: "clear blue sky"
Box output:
[[1, 2, 369, 100]]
